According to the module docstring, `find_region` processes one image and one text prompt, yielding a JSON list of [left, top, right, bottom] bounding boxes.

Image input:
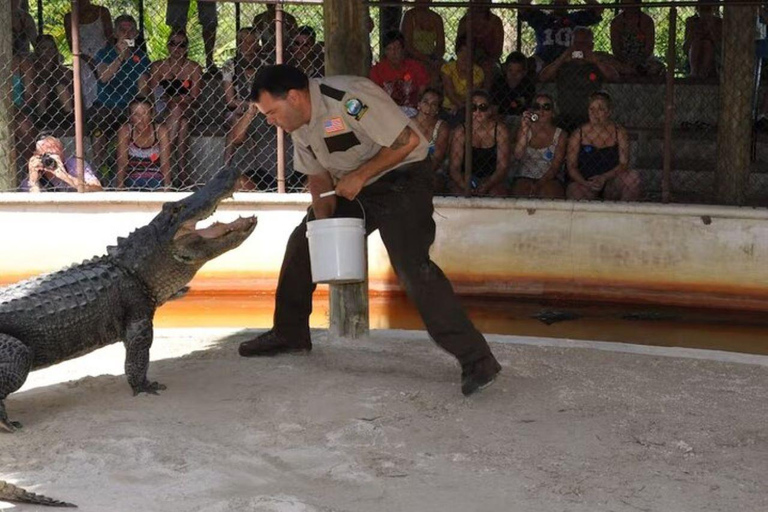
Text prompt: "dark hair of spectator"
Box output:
[[168, 29, 188, 43], [455, 34, 468, 54], [382, 30, 406, 50], [471, 89, 492, 105], [250, 64, 309, 102], [296, 25, 317, 42], [420, 87, 443, 103], [128, 97, 154, 114], [532, 93, 557, 114], [588, 90, 613, 109], [504, 51, 528, 67], [35, 34, 57, 50], [113, 14, 137, 29]]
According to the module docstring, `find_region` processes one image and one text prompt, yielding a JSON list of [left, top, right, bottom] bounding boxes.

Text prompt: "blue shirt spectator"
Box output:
[[94, 44, 150, 107], [520, 0, 602, 67]]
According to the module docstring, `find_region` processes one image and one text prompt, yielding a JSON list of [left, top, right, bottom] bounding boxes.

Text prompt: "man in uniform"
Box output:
[[238, 65, 501, 396]]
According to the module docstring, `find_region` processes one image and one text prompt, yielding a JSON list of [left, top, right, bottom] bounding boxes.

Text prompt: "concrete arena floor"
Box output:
[[2, 329, 767, 512]]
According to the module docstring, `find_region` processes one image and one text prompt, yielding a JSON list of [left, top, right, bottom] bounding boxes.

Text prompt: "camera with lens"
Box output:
[[530, 113, 539, 123], [40, 153, 57, 170]]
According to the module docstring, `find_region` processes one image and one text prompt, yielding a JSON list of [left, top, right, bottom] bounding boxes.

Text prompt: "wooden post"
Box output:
[[0, 0, 13, 191], [715, 3, 757, 205], [323, 0, 369, 338]]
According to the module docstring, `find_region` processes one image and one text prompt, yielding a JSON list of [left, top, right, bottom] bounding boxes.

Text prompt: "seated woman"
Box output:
[[148, 30, 202, 188], [511, 94, 566, 199], [411, 88, 450, 190], [440, 35, 484, 122], [448, 90, 510, 197], [33, 35, 74, 131], [566, 91, 641, 201], [116, 99, 171, 190], [222, 27, 266, 139], [683, 0, 722, 80], [610, 0, 664, 79]]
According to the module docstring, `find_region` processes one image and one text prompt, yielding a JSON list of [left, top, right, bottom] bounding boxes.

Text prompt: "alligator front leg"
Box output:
[[0, 334, 33, 433], [123, 317, 166, 396]]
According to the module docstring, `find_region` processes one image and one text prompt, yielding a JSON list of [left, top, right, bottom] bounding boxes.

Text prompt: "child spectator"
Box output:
[[401, 0, 445, 86], [33, 35, 74, 132], [22, 135, 102, 192], [539, 27, 619, 131], [520, 0, 603, 70], [610, 0, 664, 79], [116, 99, 171, 190], [683, 0, 722, 79], [490, 51, 537, 123], [148, 30, 203, 188], [566, 91, 641, 201], [286, 26, 325, 78], [166, 0, 218, 72], [440, 35, 485, 120], [456, 0, 504, 90], [448, 90, 511, 196], [89, 14, 150, 174], [511, 94, 566, 199], [370, 30, 430, 115]]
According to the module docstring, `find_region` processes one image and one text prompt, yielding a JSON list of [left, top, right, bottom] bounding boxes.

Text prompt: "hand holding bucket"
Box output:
[[306, 191, 367, 284]]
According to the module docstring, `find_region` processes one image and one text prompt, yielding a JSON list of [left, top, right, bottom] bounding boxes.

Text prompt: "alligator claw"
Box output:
[[0, 419, 22, 433], [132, 381, 167, 396]]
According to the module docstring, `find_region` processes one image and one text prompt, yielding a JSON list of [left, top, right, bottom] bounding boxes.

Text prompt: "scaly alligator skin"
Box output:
[[0, 166, 256, 507]]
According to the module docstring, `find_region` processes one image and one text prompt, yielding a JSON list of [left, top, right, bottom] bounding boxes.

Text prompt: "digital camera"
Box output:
[[571, 50, 584, 59], [530, 113, 539, 123], [125, 39, 135, 47], [41, 153, 57, 170]]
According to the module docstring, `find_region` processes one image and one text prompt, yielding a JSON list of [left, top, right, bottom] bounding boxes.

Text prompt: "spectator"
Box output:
[[116, 99, 171, 190], [148, 30, 203, 188], [370, 30, 430, 115], [222, 27, 268, 119], [286, 26, 324, 78], [252, 4, 298, 57], [400, 0, 445, 86], [22, 135, 103, 192], [490, 51, 537, 123], [90, 14, 151, 174], [511, 94, 566, 199], [411, 88, 450, 186], [166, 0, 218, 72], [11, 0, 37, 56], [448, 90, 511, 196], [610, 0, 664, 79], [64, 0, 113, 69], [33, 35, 74, 132], [683, 0, 722, 80], [456, 0, 505, 90], [539, 27, 619, 131], [566, 91, 641, 201], [520, 0, 603, 70], [12, 51, 36, 165], [440, 35, 485, 120]]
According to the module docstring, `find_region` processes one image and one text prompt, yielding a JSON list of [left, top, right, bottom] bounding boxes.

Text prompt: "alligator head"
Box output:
[[108, 166, 257, 304]]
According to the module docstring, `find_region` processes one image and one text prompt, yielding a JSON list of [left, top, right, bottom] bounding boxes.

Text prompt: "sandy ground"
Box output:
[[2, 328, 767, 512]]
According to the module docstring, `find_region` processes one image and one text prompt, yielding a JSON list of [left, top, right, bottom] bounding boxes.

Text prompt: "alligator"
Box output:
[[0, 166, 256, 507]]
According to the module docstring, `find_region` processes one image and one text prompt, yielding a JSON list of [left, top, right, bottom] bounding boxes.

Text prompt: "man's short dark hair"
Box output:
[[114, 14, 137, 28], [382, 30, 405, 50], [296, 25, 317, 42], [250, 64, 309, 102], [504, 51, 528, 67]]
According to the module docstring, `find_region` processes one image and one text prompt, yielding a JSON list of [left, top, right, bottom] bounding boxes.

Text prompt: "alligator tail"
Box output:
[[0, 479, 77, 507]]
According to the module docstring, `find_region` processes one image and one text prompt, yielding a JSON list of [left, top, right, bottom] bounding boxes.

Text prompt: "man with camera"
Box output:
[[22, 136, 103, 192]]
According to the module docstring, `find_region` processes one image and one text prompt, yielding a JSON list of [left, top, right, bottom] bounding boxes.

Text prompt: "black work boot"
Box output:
[[461, 355, 502, 396], [238, 329, 312, 357]]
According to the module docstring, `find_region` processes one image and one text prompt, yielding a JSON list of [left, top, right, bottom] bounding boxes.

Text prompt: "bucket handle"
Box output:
[[317, 191, 366, 224]]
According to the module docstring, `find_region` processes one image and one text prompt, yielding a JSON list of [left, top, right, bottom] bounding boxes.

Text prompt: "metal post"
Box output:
[[463, 4, 473, 195], [662, 7, 676, 204], [275, 2, 285, 194], [71, 0, 85, 192], [138, 0, 145, 36], [235, 2, 241, 32], [36, 0, 43, 37], [0, 0, 13, 190]]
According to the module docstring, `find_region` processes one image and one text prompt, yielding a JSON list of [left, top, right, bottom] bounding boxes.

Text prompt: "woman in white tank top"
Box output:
[[511, 93, 566, 199]]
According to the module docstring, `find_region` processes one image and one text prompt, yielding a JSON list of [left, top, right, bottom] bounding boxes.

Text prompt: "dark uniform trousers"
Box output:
[[272, 159, 494, 367]]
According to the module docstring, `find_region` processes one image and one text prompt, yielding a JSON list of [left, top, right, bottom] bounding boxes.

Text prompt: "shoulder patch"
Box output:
[[319, 83, 346, 101], [345, 98, 369, 121]]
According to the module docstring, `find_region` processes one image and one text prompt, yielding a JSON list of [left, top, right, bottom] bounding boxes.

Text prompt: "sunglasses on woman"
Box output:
[[530, 103, 553, 111], [471, 103, 489, 112]]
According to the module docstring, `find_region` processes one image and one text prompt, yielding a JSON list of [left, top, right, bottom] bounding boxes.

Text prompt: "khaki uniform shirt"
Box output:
[[291, 76, 429, 184]]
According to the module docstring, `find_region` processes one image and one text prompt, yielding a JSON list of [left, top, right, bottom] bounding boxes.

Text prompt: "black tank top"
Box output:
[[577, 126, 620, 180], [464, 123, 498, 180]]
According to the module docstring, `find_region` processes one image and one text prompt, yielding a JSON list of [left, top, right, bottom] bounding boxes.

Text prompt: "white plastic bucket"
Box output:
[[306, 217, 366, 283]]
